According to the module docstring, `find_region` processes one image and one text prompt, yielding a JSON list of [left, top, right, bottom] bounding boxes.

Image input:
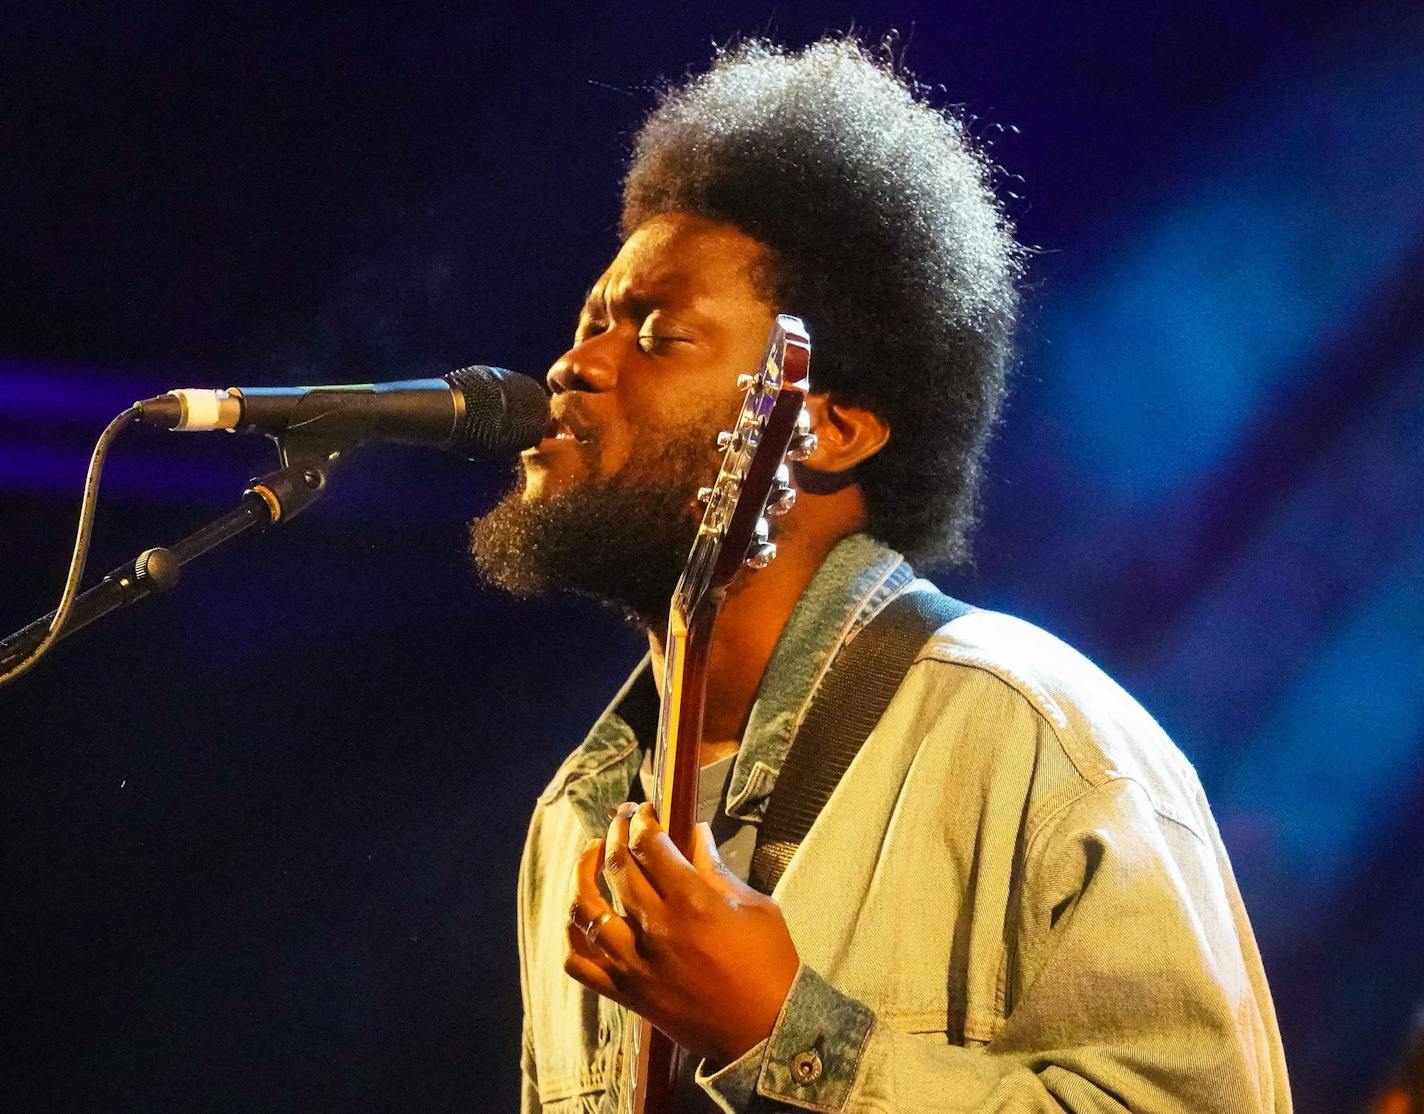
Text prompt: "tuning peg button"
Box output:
[[766, 485, 796, 516], [736, 373, 761, 392], [785, 432, 818, 462], [716, 430, 744, 453], [745, 542, 777, 570], [697, 486, 715, 504]]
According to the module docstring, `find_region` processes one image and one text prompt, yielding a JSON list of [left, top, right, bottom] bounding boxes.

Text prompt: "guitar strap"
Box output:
[[747, 571, 974, 894]]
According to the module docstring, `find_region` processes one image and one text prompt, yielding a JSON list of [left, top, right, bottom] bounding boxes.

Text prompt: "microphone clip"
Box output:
[[246, 430, 356, 526]]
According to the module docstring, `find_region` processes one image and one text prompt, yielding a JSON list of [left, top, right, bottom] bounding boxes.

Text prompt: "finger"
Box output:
[[691, 821, 739, 890], [563, 946, 624, 1001], [603, 803, 665, 919], [625, 802, 702, 896], [566, 838, 611, 945], [568, 839, 637, 960]]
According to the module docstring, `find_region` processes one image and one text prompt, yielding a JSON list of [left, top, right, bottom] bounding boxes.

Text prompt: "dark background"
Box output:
[[4, 2, 1422, 1110]]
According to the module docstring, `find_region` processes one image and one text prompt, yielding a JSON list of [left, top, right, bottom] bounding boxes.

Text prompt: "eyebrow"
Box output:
[[579, 281, 663, 322]]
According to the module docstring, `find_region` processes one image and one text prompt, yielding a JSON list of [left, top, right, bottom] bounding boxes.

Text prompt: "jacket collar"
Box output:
[[541, 533, 910, 839]]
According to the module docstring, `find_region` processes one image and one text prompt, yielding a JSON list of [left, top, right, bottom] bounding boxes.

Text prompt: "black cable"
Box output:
[[0, 405, 140, 689]]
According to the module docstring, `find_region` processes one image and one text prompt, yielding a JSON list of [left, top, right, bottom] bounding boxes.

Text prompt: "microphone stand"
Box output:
[[0, 436, 349, 674]]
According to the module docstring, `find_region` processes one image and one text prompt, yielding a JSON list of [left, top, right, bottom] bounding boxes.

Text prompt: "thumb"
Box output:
[[691, 822, 734, 886]]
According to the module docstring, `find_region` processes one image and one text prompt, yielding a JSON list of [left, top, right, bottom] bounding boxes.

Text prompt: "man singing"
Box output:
[[471, 38, 1291, 1114]]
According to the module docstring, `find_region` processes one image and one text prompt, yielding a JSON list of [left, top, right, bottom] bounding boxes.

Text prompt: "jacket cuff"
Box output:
[[699, 964, 874, 1112]]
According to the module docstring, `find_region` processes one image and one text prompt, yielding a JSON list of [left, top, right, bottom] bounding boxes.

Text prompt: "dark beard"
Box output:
[[468, 419, 720, 623]]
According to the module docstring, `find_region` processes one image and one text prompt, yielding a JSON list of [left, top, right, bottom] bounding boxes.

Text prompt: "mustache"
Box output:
[[547, 399, 600, 446]]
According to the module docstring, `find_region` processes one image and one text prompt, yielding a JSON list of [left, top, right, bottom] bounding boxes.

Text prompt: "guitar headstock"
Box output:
[[673, 314, 813, 615]]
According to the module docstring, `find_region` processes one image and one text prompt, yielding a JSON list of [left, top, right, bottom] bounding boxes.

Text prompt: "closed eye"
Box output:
[[637, 334, 691, 354]]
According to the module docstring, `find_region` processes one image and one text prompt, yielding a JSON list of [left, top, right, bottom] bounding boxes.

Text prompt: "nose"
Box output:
[[546, 334, 619, 395]]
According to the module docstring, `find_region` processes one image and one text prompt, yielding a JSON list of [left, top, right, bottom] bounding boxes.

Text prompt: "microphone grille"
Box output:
[[443, 366, 549, 458]]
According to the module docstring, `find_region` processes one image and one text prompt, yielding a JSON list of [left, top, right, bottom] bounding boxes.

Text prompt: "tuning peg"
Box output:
[[736, 372, 762, 393], [786, 430, 820, 461], [766, 485, 796, 517], [716, 430, 744, 453], [697, 486, 715, 504], [785, 408, 817, 462], [785, 431, 818, 462], [745, 542, 777, 569], [764, 464, 795, 516], [746, 518, 774, 567]]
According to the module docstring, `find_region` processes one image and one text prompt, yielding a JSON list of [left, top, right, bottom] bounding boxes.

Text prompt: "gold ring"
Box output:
[[584, 911, 617, 949]]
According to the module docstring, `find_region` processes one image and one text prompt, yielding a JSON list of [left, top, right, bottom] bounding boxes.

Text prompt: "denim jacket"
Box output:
[[517, 534, 1291, 1112]]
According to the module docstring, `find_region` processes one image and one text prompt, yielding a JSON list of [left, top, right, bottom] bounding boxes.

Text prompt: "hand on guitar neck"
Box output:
[[564, 801, 801, 1068]]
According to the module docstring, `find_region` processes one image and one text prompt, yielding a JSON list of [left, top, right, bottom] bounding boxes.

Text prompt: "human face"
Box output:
[[522, 213, 777, 504], [468, 214, 778, 618]]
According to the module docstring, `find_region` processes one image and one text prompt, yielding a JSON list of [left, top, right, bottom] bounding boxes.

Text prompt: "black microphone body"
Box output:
[[135, 366, 549, 458]]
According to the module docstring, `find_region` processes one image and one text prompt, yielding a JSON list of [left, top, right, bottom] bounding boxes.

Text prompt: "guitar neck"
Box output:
[[624, 599, 721, 1114], [632, 473, 759, 1113], [654, 600, 721, 853]]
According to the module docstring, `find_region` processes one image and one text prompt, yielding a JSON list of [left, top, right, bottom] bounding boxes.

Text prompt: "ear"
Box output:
[[800, 394, 890, 474]]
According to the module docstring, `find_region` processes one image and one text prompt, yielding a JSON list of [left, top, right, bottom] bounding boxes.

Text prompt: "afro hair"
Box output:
[[622, 37, 1022, 566]]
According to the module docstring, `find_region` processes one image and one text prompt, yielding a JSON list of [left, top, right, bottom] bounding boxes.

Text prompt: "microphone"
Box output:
[[133, 366, 549, 458]]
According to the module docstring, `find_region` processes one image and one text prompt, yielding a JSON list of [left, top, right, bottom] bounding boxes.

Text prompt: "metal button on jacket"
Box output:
[[791, 1049, 823, 1085]]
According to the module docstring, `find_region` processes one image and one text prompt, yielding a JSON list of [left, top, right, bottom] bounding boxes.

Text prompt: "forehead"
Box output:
[[585, 213, 770, 310]]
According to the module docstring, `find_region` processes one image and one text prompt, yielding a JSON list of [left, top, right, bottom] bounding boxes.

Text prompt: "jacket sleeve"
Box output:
[[517, 809, 543, 1114], [520, 1018, 542, 1114], [696, 777, 1288, 1113]]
